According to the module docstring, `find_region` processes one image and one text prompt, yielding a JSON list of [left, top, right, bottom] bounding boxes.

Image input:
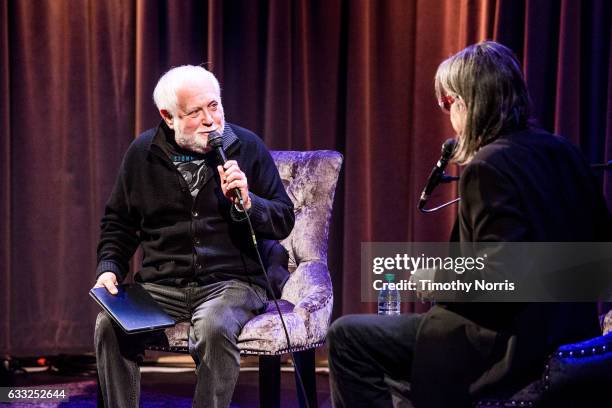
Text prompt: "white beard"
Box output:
[[173, 120, 209, 154]]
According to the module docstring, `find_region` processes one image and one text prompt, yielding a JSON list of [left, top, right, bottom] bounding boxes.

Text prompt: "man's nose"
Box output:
[[201, 110, 214, 126]]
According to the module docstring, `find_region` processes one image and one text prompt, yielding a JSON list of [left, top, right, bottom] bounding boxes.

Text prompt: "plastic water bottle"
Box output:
[[378, 273, 401, 315]]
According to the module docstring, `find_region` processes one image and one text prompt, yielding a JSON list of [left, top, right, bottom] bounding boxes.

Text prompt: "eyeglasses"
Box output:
[[438, 94, 457, 113]]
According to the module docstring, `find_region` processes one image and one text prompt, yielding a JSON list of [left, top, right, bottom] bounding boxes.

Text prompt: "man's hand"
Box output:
[[94, 271, 119, 295], [218, 160, 251, 210]]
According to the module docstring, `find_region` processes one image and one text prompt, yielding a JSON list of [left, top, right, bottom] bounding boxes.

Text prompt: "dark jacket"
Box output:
[[96, 122, 295, 290], [411, 129, 610, 407]]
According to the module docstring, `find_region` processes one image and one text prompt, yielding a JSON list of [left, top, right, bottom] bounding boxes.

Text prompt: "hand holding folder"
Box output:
[[90, 284, 175, 334]]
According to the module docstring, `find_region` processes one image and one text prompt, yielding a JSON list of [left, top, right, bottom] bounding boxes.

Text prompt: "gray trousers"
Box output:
[[94, 280, 266, 408]]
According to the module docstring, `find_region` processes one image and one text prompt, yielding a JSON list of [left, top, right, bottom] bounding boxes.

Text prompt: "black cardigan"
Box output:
[[96, 122, 295, 289]]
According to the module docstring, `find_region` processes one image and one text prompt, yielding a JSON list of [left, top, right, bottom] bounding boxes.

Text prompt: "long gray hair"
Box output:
[[435, 41, 532, 164]]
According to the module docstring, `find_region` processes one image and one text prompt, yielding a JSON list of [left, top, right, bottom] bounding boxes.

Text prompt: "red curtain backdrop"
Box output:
[[1, 0, 610, 356]]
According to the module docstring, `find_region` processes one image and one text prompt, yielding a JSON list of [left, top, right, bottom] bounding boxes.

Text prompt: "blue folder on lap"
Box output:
[[89, 284, 175, 334]]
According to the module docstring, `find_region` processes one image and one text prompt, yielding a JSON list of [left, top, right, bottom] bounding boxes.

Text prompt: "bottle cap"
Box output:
[[384, 273, 395, 282]]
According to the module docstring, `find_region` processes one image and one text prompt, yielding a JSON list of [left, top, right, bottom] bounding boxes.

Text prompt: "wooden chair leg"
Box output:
[[259, 355, 281, 408], [293, 349, 318, 408]]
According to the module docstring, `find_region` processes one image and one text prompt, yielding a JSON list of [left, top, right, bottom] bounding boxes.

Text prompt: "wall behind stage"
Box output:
[[1, 0, 610, 356]]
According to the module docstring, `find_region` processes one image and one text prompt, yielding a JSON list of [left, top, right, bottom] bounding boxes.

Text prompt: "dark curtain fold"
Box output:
[[1, 0, 11, 354], [1, 0, 610, 355], [134, 0, 210, 133], [2, 0, 137, 355]]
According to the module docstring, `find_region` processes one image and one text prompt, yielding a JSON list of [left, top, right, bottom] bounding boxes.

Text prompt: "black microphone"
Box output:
[[418, 138, 457, 210], [208, 131, 244, 206]]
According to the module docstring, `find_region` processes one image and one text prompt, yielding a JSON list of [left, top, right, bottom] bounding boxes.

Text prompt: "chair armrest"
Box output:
[[281, 260, 333, 339], [282, 260, 332, 312], [545, 332, 612, 393]]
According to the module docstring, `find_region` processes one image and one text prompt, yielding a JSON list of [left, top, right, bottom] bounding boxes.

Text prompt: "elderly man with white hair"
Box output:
[[93, 65, 294, 408]]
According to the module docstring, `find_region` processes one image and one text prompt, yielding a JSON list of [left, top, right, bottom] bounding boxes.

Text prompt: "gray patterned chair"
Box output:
[[147, 150, 343, 408]]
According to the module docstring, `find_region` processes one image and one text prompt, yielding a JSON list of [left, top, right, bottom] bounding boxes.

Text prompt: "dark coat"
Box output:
[[411, 129, 610, 407], [96, 122, 294, 290]]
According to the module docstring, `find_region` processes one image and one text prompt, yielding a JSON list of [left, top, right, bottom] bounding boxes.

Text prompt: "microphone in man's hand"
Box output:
[[208, 131, 244, 205], [418, 138, 457, 210]]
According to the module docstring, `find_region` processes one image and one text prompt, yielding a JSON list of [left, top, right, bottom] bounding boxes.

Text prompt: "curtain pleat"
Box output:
[[1, 0, 12, 354], [1, 0, 610, 355]]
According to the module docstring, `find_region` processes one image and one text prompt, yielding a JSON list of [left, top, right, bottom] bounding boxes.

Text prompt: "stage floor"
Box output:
[[7, 354, 332, 407]]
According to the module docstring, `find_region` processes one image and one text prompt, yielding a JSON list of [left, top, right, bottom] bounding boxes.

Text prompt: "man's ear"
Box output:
[[160, 109, 174, 129], [457, 99, 467, 112]]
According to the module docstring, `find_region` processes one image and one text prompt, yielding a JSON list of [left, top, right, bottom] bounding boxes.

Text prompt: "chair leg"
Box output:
[[0, 358, 16, 386], [96, 370, 104, 407], [293, 349, 318, 408], [259, 355, 281, 408]]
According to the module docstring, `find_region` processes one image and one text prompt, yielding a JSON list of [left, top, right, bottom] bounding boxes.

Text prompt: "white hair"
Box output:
[[152, 65, 221, 115]]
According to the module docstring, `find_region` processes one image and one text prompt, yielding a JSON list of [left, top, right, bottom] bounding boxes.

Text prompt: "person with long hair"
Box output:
[[328, 41, 609, 407]]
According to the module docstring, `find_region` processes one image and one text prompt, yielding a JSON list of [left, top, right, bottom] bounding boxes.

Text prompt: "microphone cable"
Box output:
[[239, 202, 311, 408], [210, 133, 311, 408], [419, 196, 461, 213]]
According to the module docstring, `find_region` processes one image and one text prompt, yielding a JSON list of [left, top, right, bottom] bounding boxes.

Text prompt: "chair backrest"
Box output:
[[604, 309, 612, 335], [271, 151, 343, 271]]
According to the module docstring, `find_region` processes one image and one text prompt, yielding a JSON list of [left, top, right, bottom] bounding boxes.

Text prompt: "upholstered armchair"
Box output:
[[147, 150, 343, 408], [473, 309, 612, 407]]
